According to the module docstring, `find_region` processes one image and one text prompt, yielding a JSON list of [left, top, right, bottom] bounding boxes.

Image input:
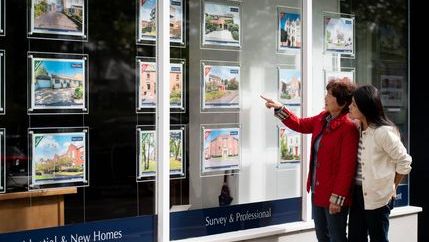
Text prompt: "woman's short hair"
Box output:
[[326, 79, 356, 113]]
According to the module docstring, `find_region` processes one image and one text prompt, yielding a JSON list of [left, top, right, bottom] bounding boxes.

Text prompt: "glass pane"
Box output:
[[313, 0, 409, 208], [170, 0, 304, 240], [0, 1, 156, 241]]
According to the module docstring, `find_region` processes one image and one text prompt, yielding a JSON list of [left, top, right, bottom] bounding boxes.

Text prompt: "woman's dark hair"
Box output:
[[352, 85, 395, 128], [326, 79, 356, 114]]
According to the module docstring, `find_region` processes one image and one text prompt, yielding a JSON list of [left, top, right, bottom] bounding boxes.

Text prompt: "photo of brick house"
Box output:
[[33, 132, 86, 185], [203, 127, 240, 172], [139, 62, 183, 109], [203, 65, 239, 109], [204, 133, 238, 159], [207, 14, 234, 31]]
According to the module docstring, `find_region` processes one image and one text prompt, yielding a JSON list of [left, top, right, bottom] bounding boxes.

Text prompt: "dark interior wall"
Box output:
[[0, 0, 189, 226], [409, 0, 428, 241]]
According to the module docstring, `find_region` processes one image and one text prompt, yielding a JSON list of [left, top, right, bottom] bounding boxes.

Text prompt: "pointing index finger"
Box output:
[[260, 95, 271, 102]]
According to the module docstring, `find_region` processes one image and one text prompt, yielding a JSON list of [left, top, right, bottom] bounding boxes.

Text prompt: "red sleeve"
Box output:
[[331, 124, 359, 203], [275, 106, 319, 134]]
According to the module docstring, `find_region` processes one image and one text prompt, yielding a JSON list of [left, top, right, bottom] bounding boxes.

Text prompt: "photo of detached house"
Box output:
[[279, 127, 301, 164], [324, 16, 354, 54], [203, 2, 240, 46], [32, 132, 86, 186], [139, 0, 183, 43], [202, 127, 240, 173], [31, 58, 85, 110], [138, 61, 183, 109], [279, 68, 301, 105], [203, 64, 239, 109], [139, 129, 183, 178], [278, 11, 301, 50], [32, 0, 85, 36]]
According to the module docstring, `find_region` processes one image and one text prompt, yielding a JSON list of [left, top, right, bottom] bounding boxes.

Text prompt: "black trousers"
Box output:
[[348, 185, 392, 242]]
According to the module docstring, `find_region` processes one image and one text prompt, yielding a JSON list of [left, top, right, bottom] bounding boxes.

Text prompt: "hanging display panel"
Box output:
[[378, 25, 406, 58], [323, 12, 355, 56], [201, 124, 240, 176], [28, 127, 89, 190], [380, 75, 404, 107], [277, 6, 301, 54], [137, 0, 185, 46], [27, 0, 88, 41], [137, 125, 186, 181], [278, 67, 301, 105], [0, 50, 4, 114], [277, 103, 302, 170], [278, 126, 300, 163], [0, 128, 4, 193], [201, 0, 241, 49], [323, 69, 355, 88], [201, 61, 240, 112], [0, 0, 5, 36], [27, 52, 89, 115], [136, 57, 185, 113]]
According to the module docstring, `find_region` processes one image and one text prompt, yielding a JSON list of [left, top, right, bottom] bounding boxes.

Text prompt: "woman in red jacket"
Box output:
[[262, 79, 359, 242]]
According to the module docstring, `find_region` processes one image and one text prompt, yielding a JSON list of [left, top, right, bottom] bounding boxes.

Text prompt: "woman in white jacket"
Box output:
[[347, 85, 412, 242]]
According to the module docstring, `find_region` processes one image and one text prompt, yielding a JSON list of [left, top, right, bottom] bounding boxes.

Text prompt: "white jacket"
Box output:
[[359, 125, 412, 210]]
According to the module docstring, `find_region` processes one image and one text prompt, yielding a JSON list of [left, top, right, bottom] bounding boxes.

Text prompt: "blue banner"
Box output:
[[170, 197, 302, 240], [395, 184, 409, 207], [0, 216, 155, 242], [0, 198, 302, 242]]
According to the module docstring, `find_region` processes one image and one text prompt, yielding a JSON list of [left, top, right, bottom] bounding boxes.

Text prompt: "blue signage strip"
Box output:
[[0, 215, 155, 242], [395, 184, 409, 207], [0, 198, 302, 242], [170, 197, 302, 240]]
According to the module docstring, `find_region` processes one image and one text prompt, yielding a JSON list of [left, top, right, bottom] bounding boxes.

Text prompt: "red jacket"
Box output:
[[276, 108, 359, 207]]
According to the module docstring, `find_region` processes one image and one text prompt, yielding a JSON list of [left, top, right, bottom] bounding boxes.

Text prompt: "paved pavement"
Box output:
[[35, 88, 82, 106], [35, 11, 79, 31], [206, 90, 239, 105], [205, 29, 237, 42]]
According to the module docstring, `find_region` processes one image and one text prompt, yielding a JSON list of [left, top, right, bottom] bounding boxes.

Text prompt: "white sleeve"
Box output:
[[374, 126, 412, 175]]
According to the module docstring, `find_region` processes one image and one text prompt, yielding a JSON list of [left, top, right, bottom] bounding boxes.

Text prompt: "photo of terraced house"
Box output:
[[31, 0, 85, 36], [279, 127, 301, 164], [31, 58, 86, 110], [203, 127, 240, 173], [138, 61, 183, 109], [203, 2, 240, 46], [279, 68, 301, 105], [203, 64, 239, 109], [139, 0, 183, 43], [138, 129, 183, 178], [32, 132, 86, 186]]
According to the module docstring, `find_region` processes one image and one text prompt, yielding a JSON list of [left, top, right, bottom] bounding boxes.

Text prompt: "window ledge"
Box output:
[[172, 206, 422, 242], [390, 205, 422, 217]]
